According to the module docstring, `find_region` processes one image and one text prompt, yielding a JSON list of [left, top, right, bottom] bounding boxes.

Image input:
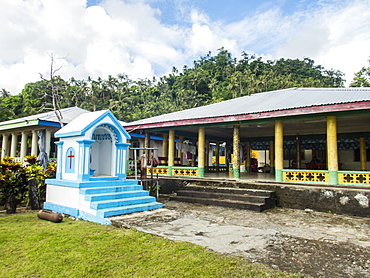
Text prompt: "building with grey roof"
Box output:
[[0, 107, 90, 161], [124, 87, 370, 187]]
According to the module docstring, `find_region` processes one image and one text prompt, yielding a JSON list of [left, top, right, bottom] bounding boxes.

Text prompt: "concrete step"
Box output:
[[97, 202, 163, 218], [171, 184, 276, 212], [80, 185, 143, 195], [181, 185, 274, 197], [170, 195, 268, 212], [91, 196, 156, 210], [85, 190, 149, 202], [176, 190, 275, 207]]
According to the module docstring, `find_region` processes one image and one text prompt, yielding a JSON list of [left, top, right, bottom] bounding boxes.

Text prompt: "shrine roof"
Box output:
[[55, 110, 130, 139], [124, 87, 370, 128]]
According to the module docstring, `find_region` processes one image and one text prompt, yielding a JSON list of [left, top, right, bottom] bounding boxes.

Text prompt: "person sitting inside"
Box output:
[[310, 156, 320, 163]]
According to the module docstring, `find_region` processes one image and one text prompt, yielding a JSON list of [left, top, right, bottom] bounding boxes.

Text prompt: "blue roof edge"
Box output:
[[56, 110, 131, 140]]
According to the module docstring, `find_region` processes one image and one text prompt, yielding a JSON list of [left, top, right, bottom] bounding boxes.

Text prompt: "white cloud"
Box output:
[[0, 0, 369, 94], [275, 0, 370, 81], [0, 0, 188, 93]]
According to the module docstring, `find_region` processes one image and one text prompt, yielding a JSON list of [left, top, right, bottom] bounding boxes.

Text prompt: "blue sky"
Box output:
[[1, 0, 369, 94]]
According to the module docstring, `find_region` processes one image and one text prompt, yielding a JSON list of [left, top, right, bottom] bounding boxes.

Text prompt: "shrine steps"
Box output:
[[80, 183, 163, 220], [170, 185, 276, 212], [44, 180, 163, 225]]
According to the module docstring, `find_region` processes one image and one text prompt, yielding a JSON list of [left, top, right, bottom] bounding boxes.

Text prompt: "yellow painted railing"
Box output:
[[283, 170, 329, 183], [338, 171, 370, 185], [172, 167, 198, 177], [147, 167, 169, 176], [206, 166, 228, 172], [147, 166, 198, 177]]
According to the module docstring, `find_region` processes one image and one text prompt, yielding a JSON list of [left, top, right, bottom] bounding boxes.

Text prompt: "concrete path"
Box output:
[[110, 199, 370, 278]]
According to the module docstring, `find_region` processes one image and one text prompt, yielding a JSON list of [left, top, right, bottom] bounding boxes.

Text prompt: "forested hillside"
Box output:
[[0, 49, 345, 123]]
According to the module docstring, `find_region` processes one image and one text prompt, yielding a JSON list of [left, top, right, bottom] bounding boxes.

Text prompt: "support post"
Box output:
[[168, 129, 175, 175], [245, 142, 251, 173], [205, 140, 210, 167], [275, 121, 284, 182], [55, 141, 64, 180], [77, 139, 95, 181], [10, 133, 18, 158], [162, 134, 168, 157], [1, 133, 9, 158], [296, 137, 301, 169], [269, 140, 275, 173], [144, 132, 150, 163], [198, 127, 205, 177], [178, 136, 184, 164], [20, 131, 28, 161], [31, 130, 39, 156], [359, 137, 367, 171], [116, 143, 131, 179], [327, 116, 338, 184], [232, 125, 240, 179], [45, 129, 52, 158], [215, 141, 220, 170]]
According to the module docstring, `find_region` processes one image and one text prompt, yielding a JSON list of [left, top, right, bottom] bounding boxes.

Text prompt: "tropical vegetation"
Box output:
[[0, 156, 55, 213], [350, 57, 370, 87]]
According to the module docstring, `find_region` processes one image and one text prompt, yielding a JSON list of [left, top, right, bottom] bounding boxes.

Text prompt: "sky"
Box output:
[[1, 0, 370, 94]]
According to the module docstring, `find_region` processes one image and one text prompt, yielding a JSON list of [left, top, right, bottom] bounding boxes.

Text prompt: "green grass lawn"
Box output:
[[0, 213, 299, 278]]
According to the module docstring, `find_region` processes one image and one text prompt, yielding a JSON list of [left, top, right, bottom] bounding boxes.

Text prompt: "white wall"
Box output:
[[339, 149, 370, 171]]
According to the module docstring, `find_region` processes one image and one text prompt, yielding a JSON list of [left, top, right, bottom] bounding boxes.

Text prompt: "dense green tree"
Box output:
[[350, 58, 370, 87]]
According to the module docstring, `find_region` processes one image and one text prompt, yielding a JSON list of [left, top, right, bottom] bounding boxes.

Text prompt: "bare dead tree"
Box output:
[[38, 52, 66, 127]]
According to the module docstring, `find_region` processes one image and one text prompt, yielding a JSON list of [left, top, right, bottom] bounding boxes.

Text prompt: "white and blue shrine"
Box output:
[[44, 110, 163, 224]]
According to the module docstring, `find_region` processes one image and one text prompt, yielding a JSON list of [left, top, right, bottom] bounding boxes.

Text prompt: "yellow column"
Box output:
[[205, 140, 210, 167], [144, 132, 150, 163], [178, 136, 184, 164], [245, 142, 251, 172], [275, 121, 284, 182], [31, 130, 39, 156], [296, 138, 301, 169], [20, 131, 28, 161], [198, 127, 205, 177], [215, 141, 220, 169], [360, 137, 367, 171], [10, 133, 18, 158], [327, 116, 338, 184], [162, 134, 168, 157], [168, 130, 175, 171], [191, 137, 196, 167], [269, 141, 275, 172], [1, 133, 9, 158], [232, 125, 240, 178]]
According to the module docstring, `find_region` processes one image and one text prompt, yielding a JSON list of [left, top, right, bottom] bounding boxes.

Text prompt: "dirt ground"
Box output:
[[110, 197, 370, 278]]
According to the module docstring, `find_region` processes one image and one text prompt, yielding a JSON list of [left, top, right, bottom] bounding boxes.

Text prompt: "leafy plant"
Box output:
[[0, 157, 28, 213], [24, 155, 57, 209], [0, 156, 57, 213]]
